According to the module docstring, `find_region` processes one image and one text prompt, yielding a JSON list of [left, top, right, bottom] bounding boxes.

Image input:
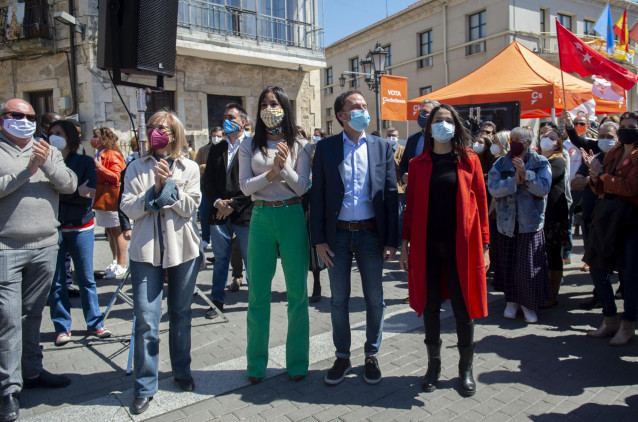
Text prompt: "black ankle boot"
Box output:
[[309, 276, 321, 303], [458, 344, 476, 397], [421, 340, 441, 392]]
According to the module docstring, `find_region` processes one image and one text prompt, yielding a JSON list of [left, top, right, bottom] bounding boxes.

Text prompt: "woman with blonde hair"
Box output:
[[121, 110, 201, 415], [91, 127, 127, 278], [492, 130, 510, 157]]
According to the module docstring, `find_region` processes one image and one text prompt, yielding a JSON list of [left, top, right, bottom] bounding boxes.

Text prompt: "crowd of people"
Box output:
[[0, 87, 636, 420]]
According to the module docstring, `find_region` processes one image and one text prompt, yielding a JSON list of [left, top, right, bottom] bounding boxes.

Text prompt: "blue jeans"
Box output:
[[49, 229, 104, 333], [328, 228, 385, 358], [209, 221, 249, 303], [590, 268, 616, 317], [199, 193, 211, 244], [130, 257, 200, 398], [591, 229, 638, 321]]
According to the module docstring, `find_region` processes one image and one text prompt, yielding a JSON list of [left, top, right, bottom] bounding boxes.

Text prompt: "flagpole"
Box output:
[[556, 19, 568, 122]]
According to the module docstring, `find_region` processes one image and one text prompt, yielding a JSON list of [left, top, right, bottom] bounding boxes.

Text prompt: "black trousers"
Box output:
[[423, 242, 473, 347]]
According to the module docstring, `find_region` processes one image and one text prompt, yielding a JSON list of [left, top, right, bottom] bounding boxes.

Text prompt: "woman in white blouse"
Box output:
[[239, 86, 312, 384], [121, 111, 201, 415]]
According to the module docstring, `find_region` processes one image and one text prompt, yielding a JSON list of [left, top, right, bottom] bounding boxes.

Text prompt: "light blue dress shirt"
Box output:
[[338, 132, 374, 222], [226, 134, 244, 171]]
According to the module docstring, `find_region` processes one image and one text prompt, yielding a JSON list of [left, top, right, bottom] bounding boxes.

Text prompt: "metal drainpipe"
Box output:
[[68, 0, 78, 115], [443, 1, 449, 85]]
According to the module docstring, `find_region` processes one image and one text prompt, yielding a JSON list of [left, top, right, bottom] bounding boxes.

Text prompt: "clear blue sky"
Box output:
[[322, 0, 419, 46]]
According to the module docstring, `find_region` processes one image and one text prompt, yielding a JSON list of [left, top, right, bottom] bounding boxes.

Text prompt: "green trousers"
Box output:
[[246, 203, 310, 378]]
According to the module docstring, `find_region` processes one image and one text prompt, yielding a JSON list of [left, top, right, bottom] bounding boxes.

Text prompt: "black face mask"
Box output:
[[510, 141, 525, 156], [618, 128, 638, 145]]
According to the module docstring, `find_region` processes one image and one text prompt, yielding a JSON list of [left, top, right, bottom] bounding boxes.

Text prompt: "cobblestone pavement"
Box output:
[[18, 231, 638, 421]]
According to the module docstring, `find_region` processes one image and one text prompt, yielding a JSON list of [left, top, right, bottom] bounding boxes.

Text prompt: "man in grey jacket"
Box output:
[[0, 99, 77, 422]]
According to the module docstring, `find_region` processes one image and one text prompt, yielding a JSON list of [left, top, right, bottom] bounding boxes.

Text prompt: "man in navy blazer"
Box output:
[[202, 103, 253, 318], [310, 90, 398, 386], [398, 99, 439, 185]]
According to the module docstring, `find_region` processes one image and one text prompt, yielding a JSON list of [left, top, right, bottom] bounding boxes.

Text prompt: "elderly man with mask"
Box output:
[[399, 99, 440, 185], [0, 99, 77, 422]]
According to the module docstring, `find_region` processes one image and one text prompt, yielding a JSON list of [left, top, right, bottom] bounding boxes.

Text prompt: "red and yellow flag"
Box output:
[[613, 9, 629, 52]]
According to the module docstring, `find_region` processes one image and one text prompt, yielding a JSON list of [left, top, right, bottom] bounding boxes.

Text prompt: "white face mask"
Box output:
[[211, 136, 222, 145], [243, 131, 251, 138], [540, 137, 555, 151], [48, 134, 67, 150], [490, 143, 501, 156], [597, 138, 616, 153], [472, 142, 484, 154], [2, 118, 37, 139], [386, 136, 398, 146], [312, 136, 322, 142]]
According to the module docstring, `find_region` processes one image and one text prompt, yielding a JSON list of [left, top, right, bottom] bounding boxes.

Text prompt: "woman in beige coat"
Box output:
[[121, 111, 201, 415]]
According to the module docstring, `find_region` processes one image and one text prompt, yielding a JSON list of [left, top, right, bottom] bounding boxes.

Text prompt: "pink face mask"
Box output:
[[148, 128, 170, 149]]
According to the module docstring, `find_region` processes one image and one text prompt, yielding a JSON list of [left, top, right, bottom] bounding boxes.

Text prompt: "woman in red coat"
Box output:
[[399, 104, 489, 397]]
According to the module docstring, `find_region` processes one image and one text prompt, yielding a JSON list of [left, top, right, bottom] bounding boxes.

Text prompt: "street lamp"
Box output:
[[338, 42, 388, 131]]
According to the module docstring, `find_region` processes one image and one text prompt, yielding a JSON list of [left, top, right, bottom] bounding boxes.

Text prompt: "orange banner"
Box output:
[[380, 75, 408, 121]]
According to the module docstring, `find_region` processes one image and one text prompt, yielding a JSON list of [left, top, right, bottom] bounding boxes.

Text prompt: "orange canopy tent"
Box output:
[[407, 41, 626, 119]]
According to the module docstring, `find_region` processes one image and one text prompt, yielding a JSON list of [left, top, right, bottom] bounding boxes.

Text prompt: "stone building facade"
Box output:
[[0, 0, 326, 152]]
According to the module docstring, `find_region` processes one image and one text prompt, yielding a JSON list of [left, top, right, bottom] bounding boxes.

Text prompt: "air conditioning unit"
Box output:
[[467, 41, 486, 56], [419, 56, 433, 68]]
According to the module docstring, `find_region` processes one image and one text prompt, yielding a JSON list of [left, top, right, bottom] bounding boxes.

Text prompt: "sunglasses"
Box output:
[[2, 111, 37, 122], [575, 122, 587, 126], [148, 125, 173, 133]]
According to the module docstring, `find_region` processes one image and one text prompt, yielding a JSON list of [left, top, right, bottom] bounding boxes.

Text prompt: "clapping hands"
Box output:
[[28, 139, 50, 175], [154, 158, 172, 193]]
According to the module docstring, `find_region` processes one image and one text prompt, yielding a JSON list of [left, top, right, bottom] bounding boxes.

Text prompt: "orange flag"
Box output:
[[613, 9, 629, 52], [380, 75, 408, 121]]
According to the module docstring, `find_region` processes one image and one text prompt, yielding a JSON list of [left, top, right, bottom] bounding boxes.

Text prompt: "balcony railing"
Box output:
[[0, 0, 52, 44], [537, 32, 634, 65], [177, 0, 324, 51]]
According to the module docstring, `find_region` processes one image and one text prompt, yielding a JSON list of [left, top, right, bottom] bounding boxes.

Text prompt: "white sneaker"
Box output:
[[104, 260, 117, 275], [201, 241, 210, 250], [112, 265, 127, 278], [521, 305, 538, 323], [503, 302, 520, 319]]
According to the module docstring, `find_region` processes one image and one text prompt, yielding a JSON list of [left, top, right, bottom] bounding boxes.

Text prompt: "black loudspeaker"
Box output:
[[97, 0, 178, 78]]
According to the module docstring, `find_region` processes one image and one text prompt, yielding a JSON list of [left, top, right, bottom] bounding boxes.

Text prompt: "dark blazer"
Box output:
[[398, 130, 424, 181], [310, 131, 398, 250], [203, 140, 253, 226]]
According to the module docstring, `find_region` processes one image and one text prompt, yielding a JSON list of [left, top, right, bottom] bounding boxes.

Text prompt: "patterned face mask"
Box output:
[[260, 107, 285, 129]]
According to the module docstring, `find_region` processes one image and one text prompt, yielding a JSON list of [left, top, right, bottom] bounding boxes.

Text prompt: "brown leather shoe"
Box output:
[[609, 320, 635, 346], [228, 278, 242, 292], [587, 316, 620, 338]]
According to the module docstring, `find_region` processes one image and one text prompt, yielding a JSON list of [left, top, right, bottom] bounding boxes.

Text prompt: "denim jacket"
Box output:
[[487, 150, 552, 237]]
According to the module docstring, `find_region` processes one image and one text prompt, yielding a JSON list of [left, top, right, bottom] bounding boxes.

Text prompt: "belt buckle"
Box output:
[[272, 200, 284, 208], [348, 221, 359, 231]]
